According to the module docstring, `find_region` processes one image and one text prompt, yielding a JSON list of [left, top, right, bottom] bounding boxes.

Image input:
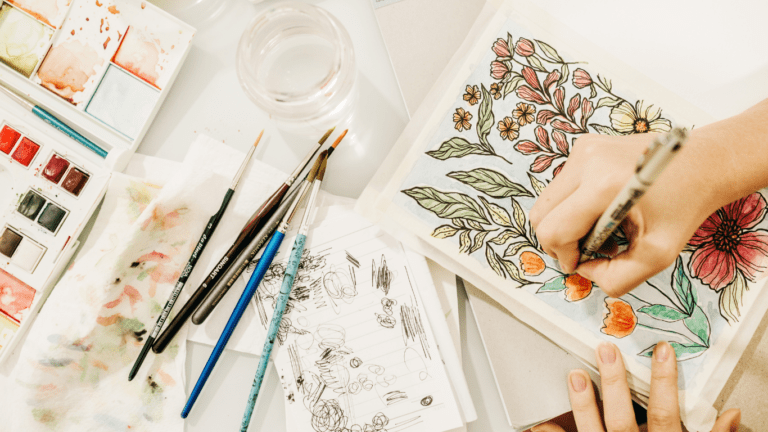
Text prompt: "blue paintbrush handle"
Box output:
[[240, 233, 307, 431], [181, 230, 286, 419], [32, 106, 108, 158]]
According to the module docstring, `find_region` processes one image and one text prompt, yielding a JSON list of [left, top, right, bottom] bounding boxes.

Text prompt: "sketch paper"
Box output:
[[243, 206, 464, 432], [357, 1, 768, 430]]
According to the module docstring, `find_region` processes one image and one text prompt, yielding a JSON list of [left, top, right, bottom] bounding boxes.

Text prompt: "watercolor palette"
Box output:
[[0, 106, 110, 361], [0, 0, 195, 170]]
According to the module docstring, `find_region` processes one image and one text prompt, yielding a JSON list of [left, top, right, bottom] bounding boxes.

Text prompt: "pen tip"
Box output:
[[318, 127, 336, 145], [331, 129, 348, 149], [253, 130, 265, 147]]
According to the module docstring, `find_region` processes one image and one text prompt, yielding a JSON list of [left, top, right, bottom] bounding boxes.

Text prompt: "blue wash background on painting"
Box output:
[[391, 18, 746, 391]]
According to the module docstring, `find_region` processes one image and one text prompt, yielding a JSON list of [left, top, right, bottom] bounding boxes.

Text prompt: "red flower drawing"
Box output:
[[564, 274, 592, 301], [491, 61, 510, 80], [515, 38, 535, 57], [688, 192, 768, 291], [572, 68, 592, 89], [601, 298, 637, 338], [492, 38, 511, 57]]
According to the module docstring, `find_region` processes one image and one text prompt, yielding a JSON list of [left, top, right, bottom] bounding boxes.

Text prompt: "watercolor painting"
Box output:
[[7, 0, 72, 29], [5, 171, 220, 431], [392, 20, 768, 392]]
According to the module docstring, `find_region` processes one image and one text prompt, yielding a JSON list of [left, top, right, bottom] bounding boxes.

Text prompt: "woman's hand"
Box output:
[[529, 133, 715, 297], [530, 99, 768, 297], [531, 341, 741, 432]]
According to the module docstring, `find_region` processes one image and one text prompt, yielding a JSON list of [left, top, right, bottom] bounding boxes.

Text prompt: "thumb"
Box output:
[[711, 408, 740, 432], [576, 238, 676, 297]]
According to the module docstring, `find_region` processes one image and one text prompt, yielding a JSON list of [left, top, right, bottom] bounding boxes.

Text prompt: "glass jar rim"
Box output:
[[236, 2, 356, 122]]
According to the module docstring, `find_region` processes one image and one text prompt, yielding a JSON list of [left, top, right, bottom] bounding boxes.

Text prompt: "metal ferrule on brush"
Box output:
[[298, 181, 322, 236], [278, 181, 311, 233]]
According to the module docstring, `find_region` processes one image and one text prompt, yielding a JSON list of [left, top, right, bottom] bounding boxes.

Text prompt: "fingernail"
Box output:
[[655, 341, 671, 362], [731, 409, 741, 432], [569, 371, 587, 392], [598, 342, 616, 364]]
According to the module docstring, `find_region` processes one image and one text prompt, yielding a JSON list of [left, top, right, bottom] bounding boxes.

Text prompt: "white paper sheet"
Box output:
[[241, 210, 464, 432]]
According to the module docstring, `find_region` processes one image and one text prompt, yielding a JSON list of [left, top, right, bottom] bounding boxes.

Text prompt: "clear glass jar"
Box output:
[[236, 2, 357, 130]]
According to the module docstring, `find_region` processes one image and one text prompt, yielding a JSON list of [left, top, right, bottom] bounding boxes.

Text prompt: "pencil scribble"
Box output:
[[384, 390, 408, 405], [345, 250, 360, 268], [401, 304, 431, 359], [420, 396, 433, 406], [372, 255, 394, 295], [349, 357, 363, 368]]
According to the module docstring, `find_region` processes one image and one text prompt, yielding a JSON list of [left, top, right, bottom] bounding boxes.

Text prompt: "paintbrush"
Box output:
[[180, 153, 325, 419], [0, 83, 108, 158], [190, 130, 348, 324], [151, 128, 334, 354], [240, 155, 328, 431], [127, 131, 264, 381]]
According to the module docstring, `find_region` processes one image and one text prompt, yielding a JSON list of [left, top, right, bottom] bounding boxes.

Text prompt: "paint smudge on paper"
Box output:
[[8, 0, 72, 28], [0, 267, 36, 323], [37, 41, 103, 101], [113, 27, 160, 87], [0, 5, 53, 77]]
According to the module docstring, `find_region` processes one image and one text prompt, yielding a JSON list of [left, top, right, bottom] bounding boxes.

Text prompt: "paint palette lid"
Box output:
[[0, 0, 196, 171]]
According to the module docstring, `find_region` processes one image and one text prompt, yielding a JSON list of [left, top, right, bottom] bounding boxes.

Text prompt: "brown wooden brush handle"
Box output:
[[152, 184, 289, 354]]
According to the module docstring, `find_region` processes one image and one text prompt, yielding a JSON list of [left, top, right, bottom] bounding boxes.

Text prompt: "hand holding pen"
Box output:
[[530, 129, 690, 297]]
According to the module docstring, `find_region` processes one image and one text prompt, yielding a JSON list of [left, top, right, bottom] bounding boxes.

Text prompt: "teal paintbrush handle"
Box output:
[[241, 233, 306, 431], [32, 106, 108, 158]]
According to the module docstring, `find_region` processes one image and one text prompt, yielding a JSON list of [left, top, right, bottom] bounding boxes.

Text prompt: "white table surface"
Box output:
[[181, 0, 768, 431], [2, 0, 767, 431]]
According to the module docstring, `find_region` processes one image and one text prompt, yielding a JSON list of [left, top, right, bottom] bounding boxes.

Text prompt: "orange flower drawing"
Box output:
[[601, 298, 637, 338], [512, 102, 536, 126], [519, 251, 545, 276], [453, 108, 472, 132], [463, 85, 481, 105], [564, 274, 592, 301], [497, 116, 520, 141]]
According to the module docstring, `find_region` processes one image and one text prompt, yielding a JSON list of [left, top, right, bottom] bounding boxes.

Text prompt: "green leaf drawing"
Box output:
[[535, 39, 564, 63], [448, 168, 534, 199], [504, 241, 529, 257], [470, 231, 489, 254], [526, 55, 545, 72], [589, 124, 622, 136], [595, 96, 623, 109], [502, 74, 526, 97], [403, 186, 490, 224], [537, 276, 566, 292], [466, 219, 484, 231], [637, 305, 688, 322], [486, 244, 505, 278], [671, 256, 695, 315], [477, 84, 495, 151], [426, 137, 492, 160], [489, 229, 521, 245], [557, 63, 569, 87], [431, 225, 459, 239], [589, 84, 598, 99], [684, 305, 711, 347], [480, 196, 514, 227], [638, 342, 708, 361], [527, 173, 547, 196], [500, 256, 531, 285], [511, 198, 526, 232]]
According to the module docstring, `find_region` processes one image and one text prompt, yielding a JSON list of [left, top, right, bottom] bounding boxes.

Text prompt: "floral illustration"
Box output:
[[601, 298, 637, 338], [453, 107, 472, 131], [399, 27, 767, 364], [687, 192, 768, 321], [463, 85, 481, 106]]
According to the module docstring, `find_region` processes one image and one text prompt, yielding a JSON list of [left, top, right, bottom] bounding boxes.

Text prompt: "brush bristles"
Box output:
[[316, 155, 329, 182], [253, 130, 265, 147], [318, 127, 336, 145], [307, 150, 327, 182], [331, 129, 348, 149]]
